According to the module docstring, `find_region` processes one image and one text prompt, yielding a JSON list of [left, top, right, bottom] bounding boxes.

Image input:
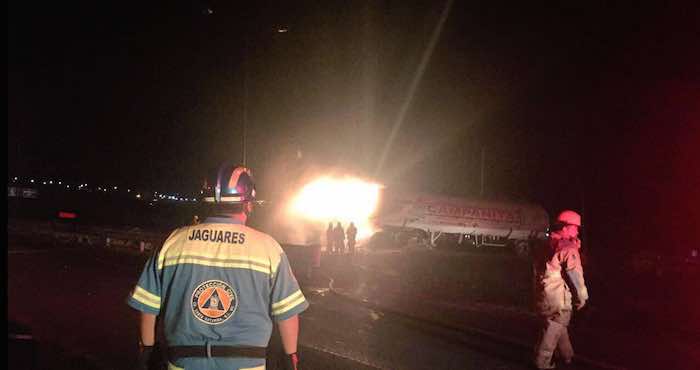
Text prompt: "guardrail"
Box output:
[[8, 219, 168, 254], [8, 220, 318, 260]]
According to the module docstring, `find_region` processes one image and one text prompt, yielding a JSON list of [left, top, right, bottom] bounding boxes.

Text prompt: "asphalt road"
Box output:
[[300, 287, 533, 370], [8, 243, 533, 370]]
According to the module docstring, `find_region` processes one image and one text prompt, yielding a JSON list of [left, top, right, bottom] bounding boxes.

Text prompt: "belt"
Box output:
[[168, 344, 267, 360]]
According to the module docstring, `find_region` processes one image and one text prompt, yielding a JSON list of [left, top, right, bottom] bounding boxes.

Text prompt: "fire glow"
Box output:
[[288, 176, 382, 240]]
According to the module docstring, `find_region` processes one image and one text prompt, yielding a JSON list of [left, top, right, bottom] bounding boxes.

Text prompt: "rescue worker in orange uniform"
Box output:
[[532, 210, 589, 369], [326, 222, 335, 254], [346, 222, 358, 256], [334, 222, 345, 254]]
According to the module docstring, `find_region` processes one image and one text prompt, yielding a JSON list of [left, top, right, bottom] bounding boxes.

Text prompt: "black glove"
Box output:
[[134, 345, 154, 370], [283, 352, 300, 370]]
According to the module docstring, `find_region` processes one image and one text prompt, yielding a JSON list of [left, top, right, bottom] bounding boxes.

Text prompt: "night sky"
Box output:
[[8, 1, 699, 253]]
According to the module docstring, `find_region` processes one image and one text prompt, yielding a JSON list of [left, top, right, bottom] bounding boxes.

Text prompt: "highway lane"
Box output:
[[9, 243, 532, 370]]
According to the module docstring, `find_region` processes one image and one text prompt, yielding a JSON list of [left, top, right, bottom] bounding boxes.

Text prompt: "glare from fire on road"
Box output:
[[288, 176, 383, 240]]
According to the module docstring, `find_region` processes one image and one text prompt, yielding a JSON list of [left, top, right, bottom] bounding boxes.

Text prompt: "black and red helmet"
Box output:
[[203, 164, 256, 204]]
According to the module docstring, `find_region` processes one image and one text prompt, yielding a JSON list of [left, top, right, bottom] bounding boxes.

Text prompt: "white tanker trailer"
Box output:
[[370, 191, 549, 256]]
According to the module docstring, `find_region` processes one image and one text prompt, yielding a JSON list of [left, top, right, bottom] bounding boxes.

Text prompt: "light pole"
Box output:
[[480, 146, 485, 197], [242, 33, 249, 167], [241, 26, 288, 167]]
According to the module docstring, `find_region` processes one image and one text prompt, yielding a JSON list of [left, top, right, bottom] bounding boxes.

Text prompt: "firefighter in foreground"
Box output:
[[127, 164, 308, 370], [532, 210, 589, 369]]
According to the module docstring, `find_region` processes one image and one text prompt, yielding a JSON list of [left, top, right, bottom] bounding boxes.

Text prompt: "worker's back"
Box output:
[[129, 218, 308, 369]]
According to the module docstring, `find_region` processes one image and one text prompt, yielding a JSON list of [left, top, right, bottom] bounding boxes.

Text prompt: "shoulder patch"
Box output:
[[191, 280, 238, 325]]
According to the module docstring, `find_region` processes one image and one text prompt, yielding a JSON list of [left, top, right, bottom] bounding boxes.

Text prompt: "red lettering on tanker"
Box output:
[[425, 204, 521, 223]]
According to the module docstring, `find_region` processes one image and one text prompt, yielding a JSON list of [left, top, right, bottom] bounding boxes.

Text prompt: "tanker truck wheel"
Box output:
[[514, 240, 531, 258], [368, 231, 397, 250]]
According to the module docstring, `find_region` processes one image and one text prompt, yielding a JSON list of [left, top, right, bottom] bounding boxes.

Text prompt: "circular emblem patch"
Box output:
[[191, 280, 237, 325]]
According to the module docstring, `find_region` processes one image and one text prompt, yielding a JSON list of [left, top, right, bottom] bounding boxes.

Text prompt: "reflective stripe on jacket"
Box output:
[[533, 233, 588, 316]]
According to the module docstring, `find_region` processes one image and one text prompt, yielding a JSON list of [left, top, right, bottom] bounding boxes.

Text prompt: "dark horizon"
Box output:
[[8, 1, 699, 253]]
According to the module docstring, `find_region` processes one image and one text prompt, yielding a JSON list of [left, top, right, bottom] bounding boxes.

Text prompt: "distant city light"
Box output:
[[8, 175, 199, 205]]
